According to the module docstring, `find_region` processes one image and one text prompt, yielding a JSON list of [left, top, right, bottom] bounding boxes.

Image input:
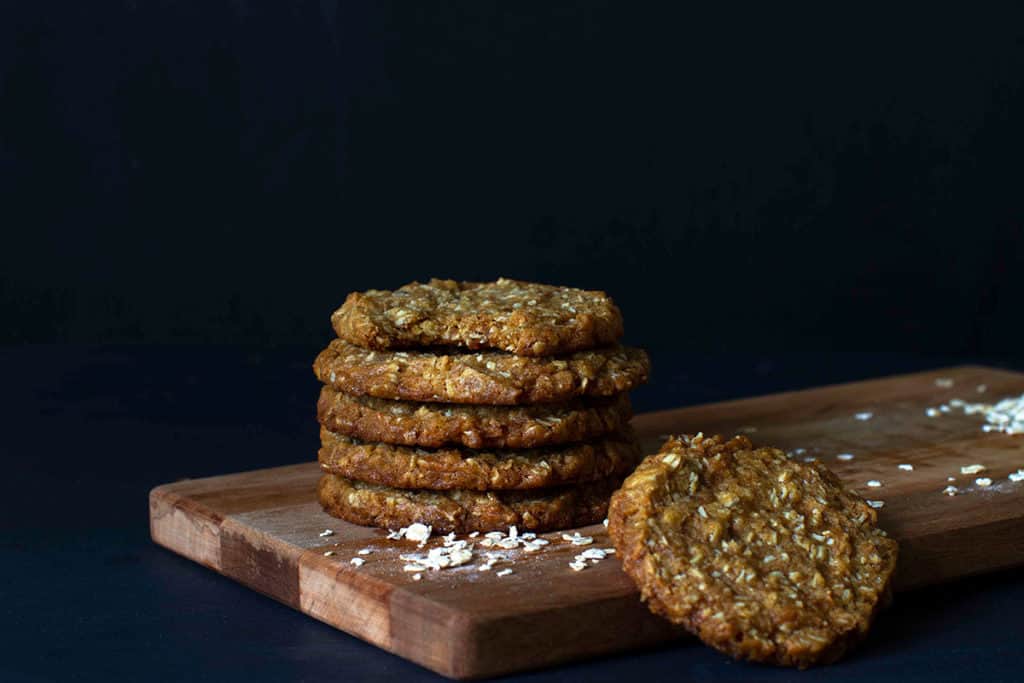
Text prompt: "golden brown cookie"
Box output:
[[318, 473, 618, 533], [318, 426, 641, 490], [312, 340, 649, 405], [331, 278, 623, 356], [608, 433, 898, 668], [317, 386, 632, 449]]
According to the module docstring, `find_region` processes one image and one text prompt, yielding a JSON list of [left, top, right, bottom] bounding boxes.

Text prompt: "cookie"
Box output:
[[608, 433, 898, 668], [331, 278, 623, 356], [318, 426, 641, 491], [317, 386, 632, 449], [312, 340, 649, 405], [317, 473, 618, 533]]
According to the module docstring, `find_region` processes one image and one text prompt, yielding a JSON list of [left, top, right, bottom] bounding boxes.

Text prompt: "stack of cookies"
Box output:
[[312, 278, 651, 534]]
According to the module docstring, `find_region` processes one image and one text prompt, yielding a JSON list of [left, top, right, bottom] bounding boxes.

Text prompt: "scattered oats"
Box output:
[[323, 551, 336, 557], [977, 384, 988, 393], [403, 564, 426, 572], [947, 476, 956, 482], [495, 569, 514, 577], [926, 407, 940, 418], [357, 548, 372, 556], [866, 480, 882, 488], [468, 531, 480, 538], [412, 573, 422, 581], [836, 453, 855, 461], [318, 529, 334, 537], [975, 477, 993, 487], [569, 560, 588, 572], [350, 557, 365, 567], [961, 464, 986, 475], [603, 518, 609, 528], [793, 448, 807, 455], [935, 377, 954, 388], [939, 405, 951, 413], [854, 411, 874, 421], [867, 500, 885, 509], [943, 485, 959, 496], [507, 525, 518, 540], [1009, 470, 1024, 483], [523, 542, 544, 553], [603, 548, 616, 554], [386, 529, 403, 540], [562, 532, 594, 546], [404, 523, 432, 545], [578, 548, 608, 561], [803, 456, 818, 463], [442, 532, 457, 545], [898, 464, 914, 471], [477, 563, 492, 572]]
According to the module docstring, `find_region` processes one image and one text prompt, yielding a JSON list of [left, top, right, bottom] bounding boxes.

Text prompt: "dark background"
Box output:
[[4, 3, 1024, 682], [3, 2, 1023, 352]]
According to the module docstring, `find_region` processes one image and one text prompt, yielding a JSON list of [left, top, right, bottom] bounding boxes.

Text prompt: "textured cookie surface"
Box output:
[[317, 386, 632, 449], [313, 340, 649, 405], [608, 434, 898, 668], [319, 426, 641, 490], [331, 278, 623, 356], [318, 473, 618, 533]]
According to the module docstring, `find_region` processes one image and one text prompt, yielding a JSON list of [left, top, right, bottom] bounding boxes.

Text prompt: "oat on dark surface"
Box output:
[[608, 434, 898, 668], [318, 426, 641, 490], [331, 278, 623, 356], [317, 386, 632, 449]]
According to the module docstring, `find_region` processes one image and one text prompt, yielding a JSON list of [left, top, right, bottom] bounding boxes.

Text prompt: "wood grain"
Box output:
[[150, 365, 1024, 679]]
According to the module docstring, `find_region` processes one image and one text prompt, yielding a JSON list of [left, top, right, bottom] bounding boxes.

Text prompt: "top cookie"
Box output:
[[608, 434, 898, 668], [331, 278, 623, 356]]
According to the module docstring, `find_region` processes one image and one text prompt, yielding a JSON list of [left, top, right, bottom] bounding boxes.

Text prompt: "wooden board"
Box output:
[[150, 365, 1024, 679]]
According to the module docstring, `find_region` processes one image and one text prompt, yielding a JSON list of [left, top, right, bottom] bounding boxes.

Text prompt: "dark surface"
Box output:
[[4, 345, 1023, 682], [3, 2, 1024, 352]]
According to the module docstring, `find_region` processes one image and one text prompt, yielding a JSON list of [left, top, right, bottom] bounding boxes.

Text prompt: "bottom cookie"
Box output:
[[317, 473, 617, 533]]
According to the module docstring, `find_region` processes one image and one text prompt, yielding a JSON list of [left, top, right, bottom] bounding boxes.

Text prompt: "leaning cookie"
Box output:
[[608, 433, 898, 668], [317, 386, 632, 449], [317, 473, 618, 534], [331, 278, 623, 356], [318, 426, 641, 491], [312, 340, 650, 405]]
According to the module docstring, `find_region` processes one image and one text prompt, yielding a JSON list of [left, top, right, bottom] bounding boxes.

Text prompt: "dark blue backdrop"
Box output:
[[3, 2, 1023, 352]]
